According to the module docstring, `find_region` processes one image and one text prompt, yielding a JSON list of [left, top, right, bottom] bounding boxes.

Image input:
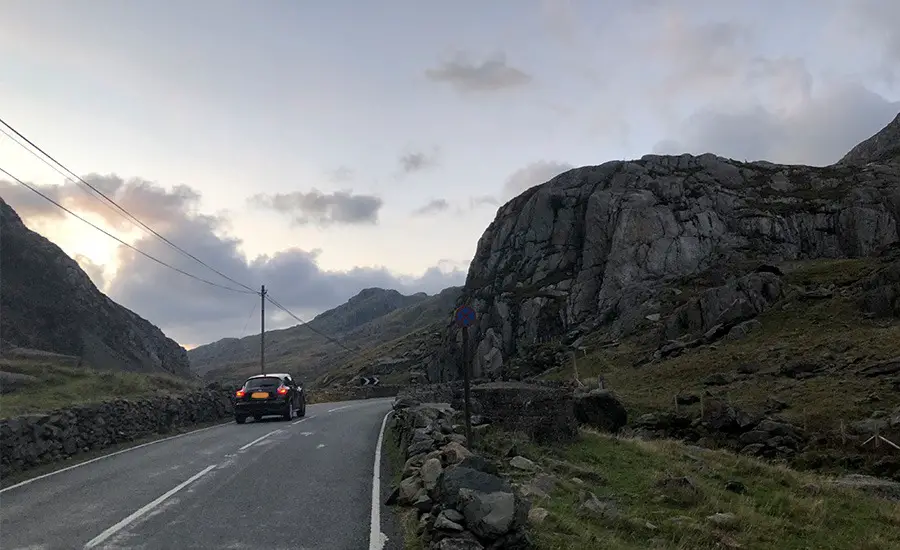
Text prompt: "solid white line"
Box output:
[[328, 405, 352, 413], [83, 464, 217, 549], [0, 421, 231, 494], [238, 429, 282, 451], [369, 410, 392, 550]]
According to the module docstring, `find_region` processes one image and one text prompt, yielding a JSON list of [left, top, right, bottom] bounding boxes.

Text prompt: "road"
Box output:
[[0, 398, 401, 550]]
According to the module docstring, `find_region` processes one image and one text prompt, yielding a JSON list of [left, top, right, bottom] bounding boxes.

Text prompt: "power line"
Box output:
[[264, 295, 366, 360], [0, 117, 259, 294], [239, 300, 258, 338], [0, 166, 257, 294]]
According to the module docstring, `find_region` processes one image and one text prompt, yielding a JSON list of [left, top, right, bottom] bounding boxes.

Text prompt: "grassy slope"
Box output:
[[480, 428, 900, 550], [545, 258, 900, 435], [0, 357, 199, 418], [198, 288, 460, 387]]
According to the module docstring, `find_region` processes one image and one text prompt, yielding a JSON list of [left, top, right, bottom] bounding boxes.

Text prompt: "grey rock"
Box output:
[[573, 389, 628, 432], [433, 513, 464, 531], [430, 536, 485, 550], [421, 458, 444, 492], [509, 456, 538, 471], [457, 488, 518, 539], [424, 123, 900, 381], [527, 507, 550, 525]]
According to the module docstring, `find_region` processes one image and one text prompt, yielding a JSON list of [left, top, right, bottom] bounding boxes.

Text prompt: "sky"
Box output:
[[1, 0, 898, 348]]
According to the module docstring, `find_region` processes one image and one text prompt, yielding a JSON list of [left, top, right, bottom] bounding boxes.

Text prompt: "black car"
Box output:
[[234, 373, 306, 423]]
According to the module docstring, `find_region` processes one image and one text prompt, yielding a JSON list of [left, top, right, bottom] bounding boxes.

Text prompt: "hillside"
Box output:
[[0, 198, 192, 377], [189, 285, 462, 385]]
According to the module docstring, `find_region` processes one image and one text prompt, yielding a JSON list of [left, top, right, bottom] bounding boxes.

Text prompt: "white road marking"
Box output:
[[0, 421, 231, 494], [292, 415, 315, 425], [83, 464, 217, 549], [317, 444, 325, 449], [299, 431, 314, 436], [369, 410, 392, 550], [328, 405, 352, 413], [238, 429, 282, 451]]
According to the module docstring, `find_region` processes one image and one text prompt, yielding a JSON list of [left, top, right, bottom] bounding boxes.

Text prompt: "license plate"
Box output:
[[251, 392, 269, 399]]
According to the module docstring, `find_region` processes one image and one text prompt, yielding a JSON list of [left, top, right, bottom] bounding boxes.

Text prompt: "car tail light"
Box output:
[[277, 386, 288, 395], [235, 389, 246, 398]]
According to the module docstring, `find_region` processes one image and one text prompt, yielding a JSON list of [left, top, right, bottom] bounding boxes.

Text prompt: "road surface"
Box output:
[[0, 398, 401, 550]]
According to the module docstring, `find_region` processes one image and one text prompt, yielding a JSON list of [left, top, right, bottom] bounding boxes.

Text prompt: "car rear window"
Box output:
[[244, 377, 282, 389]]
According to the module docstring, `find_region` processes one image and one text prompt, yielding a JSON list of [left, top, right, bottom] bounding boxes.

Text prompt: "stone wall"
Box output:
[[0, 389, 234, 478], [398, 382, 579, 445], [387, 399, 532, 549], [308, 384, 402, 404]]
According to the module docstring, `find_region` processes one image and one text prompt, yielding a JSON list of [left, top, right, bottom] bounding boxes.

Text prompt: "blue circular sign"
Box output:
[[455, 305, 476, 327]]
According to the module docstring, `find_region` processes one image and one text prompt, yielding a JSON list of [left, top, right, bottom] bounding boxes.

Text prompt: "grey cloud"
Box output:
[[0, 174, 196, 232], [653, 83, 900, 166], [469, 195, 499, 209], [412, 199, 450, 216], [425, 53, 532, 92], [399, 149, 439, 174], [326, 166, 355, 182], [502, 161, 574, 201], [249, 189, 382, 226]]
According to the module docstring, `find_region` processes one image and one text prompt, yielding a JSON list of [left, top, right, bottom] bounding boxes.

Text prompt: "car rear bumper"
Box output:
[[234, 400, 289, 416]]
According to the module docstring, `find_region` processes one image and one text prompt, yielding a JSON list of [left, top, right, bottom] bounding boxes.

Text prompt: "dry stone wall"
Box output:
[[0, 388, 234, 478]]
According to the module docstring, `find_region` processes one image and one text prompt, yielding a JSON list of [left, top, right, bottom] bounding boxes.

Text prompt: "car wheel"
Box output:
[[299, 401, 306, 417], [284, 402, 294, 421], [235, 415, 246, 424], [254, 415, 262, 422]]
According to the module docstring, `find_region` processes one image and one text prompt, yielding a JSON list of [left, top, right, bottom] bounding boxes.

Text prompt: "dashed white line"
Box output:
[[292, 414, 315, 425], [83, 464, 217, 549], [238, 429, 282, 451], [369, 410, 392, 550], [316, 444, 325, 449], [328, 405, 352, 413]]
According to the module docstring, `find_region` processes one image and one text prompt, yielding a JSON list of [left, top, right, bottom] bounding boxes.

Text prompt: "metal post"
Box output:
[[461, 326, 473, 448], [260, 285, 266, 375]]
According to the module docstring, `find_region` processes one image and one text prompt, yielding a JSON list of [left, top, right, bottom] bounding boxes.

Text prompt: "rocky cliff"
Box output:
[[0, 198, 192, 377], [428, 112, 900, 381]]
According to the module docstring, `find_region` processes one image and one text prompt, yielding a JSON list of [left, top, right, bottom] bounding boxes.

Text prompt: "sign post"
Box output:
[[455, 305, 476, 448]]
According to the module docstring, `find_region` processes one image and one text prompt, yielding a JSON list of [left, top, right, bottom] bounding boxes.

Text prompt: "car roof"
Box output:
[[245, 373, 290, 380]]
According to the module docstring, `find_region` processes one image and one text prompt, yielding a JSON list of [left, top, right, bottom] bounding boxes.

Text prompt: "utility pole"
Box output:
[[260, 284, 266, 375]]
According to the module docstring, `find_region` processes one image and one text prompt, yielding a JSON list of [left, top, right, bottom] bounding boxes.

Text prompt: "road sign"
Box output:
[[360, 376, 380, 386], [455, 305, 476, 328]]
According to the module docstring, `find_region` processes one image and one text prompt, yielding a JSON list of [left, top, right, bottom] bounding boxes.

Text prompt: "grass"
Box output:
[[479, 428, 900, 550], [0, 358, 198, 418], [546, 258, 900, 435]]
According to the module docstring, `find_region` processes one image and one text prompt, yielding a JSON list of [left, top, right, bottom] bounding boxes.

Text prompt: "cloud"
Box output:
[[412, 199, 450, 216], [653, 81, 900, 167], [501, 161, 574, 200], [5, 176, 466, 346], [0, 174, 200, 232], [249, 189, 382, 226], [326, 166, 355, 182], [469, 195, 499, 209], [425, 52, 532, 92], [399, 149, 439, 174]]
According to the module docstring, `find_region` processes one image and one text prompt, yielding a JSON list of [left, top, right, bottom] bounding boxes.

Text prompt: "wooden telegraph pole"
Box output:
[[455, 305, 476, 447], [260, 285, 266, 375]]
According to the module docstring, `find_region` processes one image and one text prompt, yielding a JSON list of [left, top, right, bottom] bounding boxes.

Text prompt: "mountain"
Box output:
[[0, 198, 191, 377], [840, 112, 900, 166], [427, 111, 900, 382], [189, 285, 462, 384]]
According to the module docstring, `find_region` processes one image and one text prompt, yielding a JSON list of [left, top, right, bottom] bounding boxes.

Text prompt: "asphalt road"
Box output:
[[0, 398, 403, 550]]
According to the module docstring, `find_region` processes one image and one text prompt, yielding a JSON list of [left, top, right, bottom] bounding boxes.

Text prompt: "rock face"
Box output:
[[428, 113, 900, 381], [0, 198, 191, 377]]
